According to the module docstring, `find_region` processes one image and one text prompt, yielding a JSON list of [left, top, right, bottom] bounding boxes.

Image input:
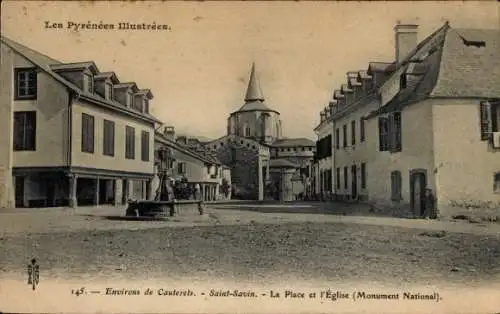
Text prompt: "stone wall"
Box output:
[[204, 136, 266, 200]]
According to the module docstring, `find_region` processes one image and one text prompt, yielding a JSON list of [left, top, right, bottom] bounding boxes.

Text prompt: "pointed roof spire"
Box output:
[[244, 62, 265, 102]]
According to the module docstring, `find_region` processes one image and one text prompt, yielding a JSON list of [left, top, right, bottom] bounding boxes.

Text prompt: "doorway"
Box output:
[[410, 170, 427, 216], [351, 165, 358, 200]]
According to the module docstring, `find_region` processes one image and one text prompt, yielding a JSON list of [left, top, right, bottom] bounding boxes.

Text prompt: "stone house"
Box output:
[[154, 127, 231, 201], [0, 36, 160, 208], [320, 21, 500, 218], [202, 63, 316, 201], [313, 102, 335, 200]]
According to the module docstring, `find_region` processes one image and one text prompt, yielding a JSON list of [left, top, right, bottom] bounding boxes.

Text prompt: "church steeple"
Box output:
[[244, 62, 265, 102]]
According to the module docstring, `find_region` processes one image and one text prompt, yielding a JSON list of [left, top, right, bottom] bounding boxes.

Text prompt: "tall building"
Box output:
[[316, 22, 500, 218], [201, 63, 316, 201], [0, 36, 160, 208]]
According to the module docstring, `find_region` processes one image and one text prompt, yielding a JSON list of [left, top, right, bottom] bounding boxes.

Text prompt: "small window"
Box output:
[[177, 162, 186, 175], [15, 68, 37, 100], [105, 82, 113, 100], [81, 113, 95, 153], [13, 111, 36, 151], [84, 73, 94, 93], [127, 91, 134, 108], [143, 98, 149, 114], [245, 127, 251, 137], [400, 73, 407, 90]]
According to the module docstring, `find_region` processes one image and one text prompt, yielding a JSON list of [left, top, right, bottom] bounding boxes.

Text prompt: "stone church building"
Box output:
[[200, 63, 316, 201]]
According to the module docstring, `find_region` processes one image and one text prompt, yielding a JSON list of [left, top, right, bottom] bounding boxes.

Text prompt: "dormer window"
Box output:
[[105, 82, 113, 100], [400, 73, 407, 90], [83, 73, 94, 94], [143, 98, 149, 114], [127, 90, 134, 107]]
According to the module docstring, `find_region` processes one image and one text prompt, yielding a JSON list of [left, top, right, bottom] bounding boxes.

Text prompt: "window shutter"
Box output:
[[378, 117, 389, 151], [480, 101, 493, 141], [394, 112, 402, 152]]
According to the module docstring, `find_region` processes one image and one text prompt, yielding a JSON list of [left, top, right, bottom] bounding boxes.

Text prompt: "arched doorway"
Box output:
[[410, 169, 427, 217]]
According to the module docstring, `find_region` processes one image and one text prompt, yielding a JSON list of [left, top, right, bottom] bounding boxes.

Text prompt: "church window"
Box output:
[[245, 127, 251, 137]]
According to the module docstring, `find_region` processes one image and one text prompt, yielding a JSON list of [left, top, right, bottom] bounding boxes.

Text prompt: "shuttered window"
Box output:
[[336, 167, 341, 190], [343, 166, 348, 190], [361, 163, 366, 189], [81, 113, 95, 153], [351, 120, 356, 146], [335, 128, 340, 149], [125, 126, 135, 159], [391, 171, 402, 201], [13, 111, 36, 151], [379, 116, 389, 151], [343, 124, 348, 148], [103, 119, 115, 156], [389, 112, 402, 152], [141, 131, 150, 161], [480, 101, 493, 140], [360, 117, 365, 142]]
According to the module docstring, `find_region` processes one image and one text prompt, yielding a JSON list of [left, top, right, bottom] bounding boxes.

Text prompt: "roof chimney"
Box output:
[[163, 126, 175, 141], [394, 21, 419, 64]]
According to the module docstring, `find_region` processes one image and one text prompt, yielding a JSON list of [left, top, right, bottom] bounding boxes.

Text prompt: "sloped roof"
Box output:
[[368, 23, 500, 118], [269, 158, 300, 169], [367, 62, 395, 74], [94, 71, 120, 83], [244, 62, 264, 102], [155, 131, 223, 165], [234, 63, 280, 114], [272, 137, 315, 147], [50, 61, 99, 73], [431, 28, 500, 98], [236, 100, 278, 113], [0, 36, 160, 124]]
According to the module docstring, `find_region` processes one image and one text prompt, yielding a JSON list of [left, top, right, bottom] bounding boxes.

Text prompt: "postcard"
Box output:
[[0, 0, 499, 313]]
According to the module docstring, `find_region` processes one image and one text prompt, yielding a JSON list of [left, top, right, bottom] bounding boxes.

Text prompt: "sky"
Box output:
[[1, 1, 499, 140]]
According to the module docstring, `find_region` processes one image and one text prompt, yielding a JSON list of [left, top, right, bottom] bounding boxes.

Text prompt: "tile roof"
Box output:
[[1, 36, 160, 124], [368, 23, 500, 118], [430, 28, 500, 98], [272, 137, 315, 147], [155, 131, 223, 165], [236, 100, 279, 113]]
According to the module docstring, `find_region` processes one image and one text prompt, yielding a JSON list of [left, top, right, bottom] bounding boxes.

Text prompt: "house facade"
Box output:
[[154, 127, 231, 201], [319, 22, 500, 218], [1, 36, 159, 208], [313, 103, 334, 200]]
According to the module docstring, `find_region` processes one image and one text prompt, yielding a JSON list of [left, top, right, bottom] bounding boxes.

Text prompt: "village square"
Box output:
[[0, 2, 499, 294]]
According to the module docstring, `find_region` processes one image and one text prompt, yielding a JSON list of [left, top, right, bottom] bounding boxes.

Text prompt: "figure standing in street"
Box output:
[[422, 188, 437, 219]]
